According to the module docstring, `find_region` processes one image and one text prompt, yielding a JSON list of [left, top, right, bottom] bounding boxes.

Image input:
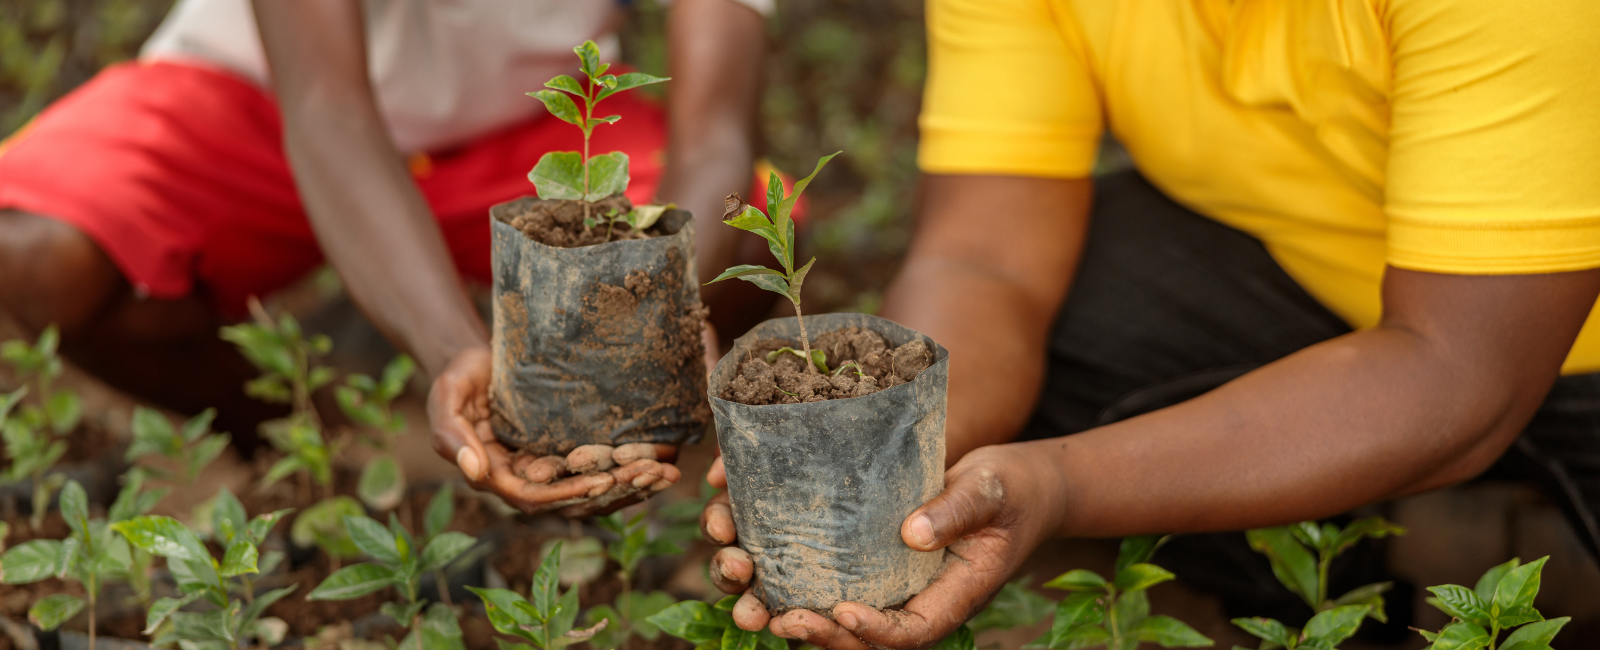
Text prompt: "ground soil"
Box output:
[[721, 327, 934, 405], [499, 196, 664, 248]]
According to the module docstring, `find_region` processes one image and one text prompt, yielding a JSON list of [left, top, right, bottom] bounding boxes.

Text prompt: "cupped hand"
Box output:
[[702, 443, 1068, 649], [427, 346, 682, 517]]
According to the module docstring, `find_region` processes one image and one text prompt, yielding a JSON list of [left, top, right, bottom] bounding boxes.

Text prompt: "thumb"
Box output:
[[902, 468, 1006, 552], [427, 376, 490, 482]]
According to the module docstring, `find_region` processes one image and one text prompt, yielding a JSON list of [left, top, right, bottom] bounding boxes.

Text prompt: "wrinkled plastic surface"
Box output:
[[709, 313, 948, 612], [489, 198, 708, 456]]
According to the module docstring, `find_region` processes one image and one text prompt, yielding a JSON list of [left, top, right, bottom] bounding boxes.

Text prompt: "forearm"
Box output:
[[1045, 320, 1555, 538], [658, 0, 765, 287], [279, 105, 486, 375]]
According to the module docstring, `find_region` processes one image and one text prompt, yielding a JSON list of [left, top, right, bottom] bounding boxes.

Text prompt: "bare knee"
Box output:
[[0, 210, 122, 334]]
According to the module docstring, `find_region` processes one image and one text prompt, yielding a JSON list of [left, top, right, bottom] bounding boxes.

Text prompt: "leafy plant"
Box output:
[[1411, 556, 1565, 650], [114, 501, 294, 650], [1027, 536, 1213, 650], [0, 478, 164, 646], [1231, 606, 1374, 650], [1246, 518, 1405, 620], [584, 510, 683, 648], [525, 39, 670, 233], [125, 406, 231, 485], [306, 512, 477, 644], [0, 385, 66, 529], [289, 495, 364, 563], [2, 324, 83, 435], [648, 594, 786, 650], [971, 575, 1055, 634], [339, 354, 416, 511], [469, 541, 608, 649], [220, 299, 335, 419], [706, 153, 842, 374]]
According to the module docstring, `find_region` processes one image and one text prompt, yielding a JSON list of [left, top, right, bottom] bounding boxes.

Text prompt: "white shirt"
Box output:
[[141, 0, 771, 154]]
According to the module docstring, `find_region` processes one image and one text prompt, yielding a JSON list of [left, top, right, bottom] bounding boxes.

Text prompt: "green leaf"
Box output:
[[1473, 558, 1520, 603], [1500, 617, 1570, 650], [1333, 582, 1393, 623], [467, 587, 538, 638], [1116, 536, 1170, 574], [181, 408, 217, 443], [307, 562, 396, 600], [788, 257, 816, 304], [545, 74, 585, 97], [1246, 527, 1320, 608], [1134, 616, 1213, 648], [109, 474, 168, 523], [1113, 589, 1150, 635], [59, 479, 87, 535], [540, 536, 605, 587], [584, 151, 630, 201], [647, 600, 734, 645], [28, 593, 84, 631], [737, 273, 791, 298], [620, 591, 677, 640], [1113, 563, 1176, 592], [144, 592, 203, 635], [1302, 605, 1369, 646], [723, 205, 774, 233], [344, 515, 403, 565], [1427, 584, 1489, 626], [1, 539, 64, 584], [358, 455, 406, 511], [927, 625, 976, 650], [112, 515, 209, 561], [969, 576, 1054, 632], [574, 40, 602, 78], [1050, 624, 1111, 650], [1493, 556, 1547, 613], [167, 557, 221, 600], [529, 89, 582, 127], [292, 497, 363, 559], [708, 265, 783, 285], [261, 455, 306, 487], [220, 538, 259, 577], [167, 608, 236, 643], [421, 531, 477, 573], [596, 71, 669, 103], [529, 151, 586, 201], [721, 625, 760, 650], [422, 484, 454, 543], [1430, 621, 1491, 650], [45, 390, 81, 434], [1331, 516, 1405, 556], [531, 540, 564, 618], [586, 604, 625, 650], [1231, 618, 1295, 647], [1051, 590, 1107, 638], [774, 152, 840, 233], [410, 603, 467, 650], [1044, 569, 1107, 591], [212, 487, 248, 544], [627, 204, 670, 231], [185, 433, 231, 483], [382, 600, 428, 627], [1495, 605, 1544, 628], [129, 406, 180, 461], [588, 115, 623, 129]]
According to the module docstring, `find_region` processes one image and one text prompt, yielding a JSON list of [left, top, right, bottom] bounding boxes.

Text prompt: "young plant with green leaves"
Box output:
[[0, 478, 165, 646], [648, 594, 786, 650], [338, 354, 416, 511], [1231, 605, 1375, 650], [0, 385, 67, 528], [584, 510, 682, 649], [1412, 556, 1565, 650], [125, 406, 231, 485], [706, 153, 841, 374], [525, 40, 670, 232], [1245, 518, 1406, 621], [1027, 536, 1213, 650], [306, 512, 477, 642], [114, 496, 295, 650], [469, 540, 608, 649], [2, 325, 83, 436]]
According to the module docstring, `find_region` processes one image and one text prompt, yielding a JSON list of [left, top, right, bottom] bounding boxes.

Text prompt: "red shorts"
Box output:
[[0, 61, 724, 317]]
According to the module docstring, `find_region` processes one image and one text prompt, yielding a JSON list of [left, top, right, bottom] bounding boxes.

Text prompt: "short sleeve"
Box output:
[[917, 0, 1102, 178], [1384, 0, 1600, 274]]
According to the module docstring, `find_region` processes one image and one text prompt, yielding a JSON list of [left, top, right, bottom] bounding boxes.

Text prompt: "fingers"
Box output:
[[771, 610, 871, 650], [427, 363, 491, 483], [613, 442, 678, 465], [708, 546, 752, 594], [565, 444, 615, 473], [557, 459, 682, 517], [514, 455, 568, 483], [707, 455, 727, 489], [701, 489, 736, 545], [832, 539, 1010, 650], [901, 467, 1006, 552], [732, 592, 770, 633], [482, 442, 613, 513]]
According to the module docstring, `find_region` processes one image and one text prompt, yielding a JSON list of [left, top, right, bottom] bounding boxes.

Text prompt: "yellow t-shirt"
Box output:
[[919, 0, 1600, 373]]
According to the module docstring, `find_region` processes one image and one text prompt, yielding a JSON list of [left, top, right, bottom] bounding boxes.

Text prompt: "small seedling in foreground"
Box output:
[[526, 40, 670, 233], [2, 325, 83, 435], [707, 152, 842, 374], [125, 406, 231, 485], [339, 354, 417, 511], [585, 510, 681, 648], [307, 512, 476, 643], [1026, 536, 1213, 650], [1411, 556, 1564, 650], [1246, 517, 1405, 620], [0, 385, 67, 529], [470, 541, 607, 649], [649, 594, 786, 650]]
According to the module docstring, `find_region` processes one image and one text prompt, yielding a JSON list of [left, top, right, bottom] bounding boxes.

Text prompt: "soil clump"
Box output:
[[498, 196, 663, 248], [721, 327, 934, 405]]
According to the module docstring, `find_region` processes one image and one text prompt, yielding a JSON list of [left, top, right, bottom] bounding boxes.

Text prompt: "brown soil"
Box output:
[[498, 196, 664, 248], [61, 420, 119, 465], [721, 327, 934, 405]]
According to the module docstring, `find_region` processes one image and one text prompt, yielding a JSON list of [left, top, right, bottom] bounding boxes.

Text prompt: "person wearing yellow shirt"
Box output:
[[701, 0, 1600, 647]]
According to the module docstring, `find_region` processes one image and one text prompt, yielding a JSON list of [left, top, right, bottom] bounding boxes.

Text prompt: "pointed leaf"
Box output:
[[723, 205, 774, 233], [467, 586, 539, 636], [1052, 624, 1111, 650], [584, 151, 630, 201], [1116, 535, 1169, 574], [1114, 563, 1176, 592], [1044, 569, 1108, 591], [1, 539, 65, 584], [421, 531, 477, 573], [1135, 616, 1213, 648], [129, 406, 180, 460], [529, 151, 586, 201], [596, 71, 669, 103], [788, 257, 816, 304], [531, 540, 563, 617], [1501, 617, 1570, 650], [1331, 517, 1405, 556], [1430, 621, 1491, 650], [629, 204, 670, 231], [1493, 556, 1547, 613], [647, 600, 734, 645], [212, 487, 248, 544], [574, 40, 602, 77], [738, 273, 790, 297], [708, 265, 782, 284], [1426, 584, 1489, 626], [1052, 590, 1106, 636], [308, 562, 396, 600], [240, 585, 298, 633], [28, 593, 84, 631], [112, 515, 209, 561], [59, 480, 87, 535], [969, 576, 1053, 632], [144, 592, 203, 634], [928, 625, 976, 650], [775, 152, 840, 230], [544, 74, 585, 97], [1302, 605, 1370, 646], [1231, 618, 1294, 647], [528, 89, 582, 127], [220, 538, 259, 577], [1472, 558, 1519, 603], [45, 391, 81, 434], [344, 515, 403, 565], [1246, 527, 1320, 607], [1334, 581, 1393, 623], [1113, 590, 1150, 635], [358, 455, 406, 511]]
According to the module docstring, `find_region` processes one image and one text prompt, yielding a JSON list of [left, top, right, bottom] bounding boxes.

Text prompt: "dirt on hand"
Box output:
[[498, 195, 662, 248], [721, 327, 934, 406]]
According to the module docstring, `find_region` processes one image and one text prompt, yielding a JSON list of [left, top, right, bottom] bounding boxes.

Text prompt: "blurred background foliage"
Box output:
[[0, 0, 924, 315]]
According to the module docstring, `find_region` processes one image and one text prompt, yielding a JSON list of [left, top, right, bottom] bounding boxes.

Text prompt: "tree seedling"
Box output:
[[469, 541, 608, 649], [0, 385, 67, 529], [1231, 605, 1374, 650], [289, 495, 364, 565], [0, 479, 165, 646], [114, 501, 294, 650], [1246, 518, 1405, 621], [584, 510, 682, 649], [1026, 536, 1213, 650], [1412, 556, 1565, 650], [649, 594, 786, 650], [526, 40, 670, 234], [339, 354, 416, 511], [2, 324, 84, 436], [125, 406, 231, 485], [307, 512, 477, 644], [707, 153, 842, 374]]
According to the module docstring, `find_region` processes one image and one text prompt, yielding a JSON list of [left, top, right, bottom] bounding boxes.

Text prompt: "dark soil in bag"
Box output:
[[489, 197, 710, 456], [709, 313, 948, 612]]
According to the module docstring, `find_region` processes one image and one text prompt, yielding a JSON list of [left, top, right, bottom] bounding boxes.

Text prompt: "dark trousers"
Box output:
[[1021, 171, 1600, 630]]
